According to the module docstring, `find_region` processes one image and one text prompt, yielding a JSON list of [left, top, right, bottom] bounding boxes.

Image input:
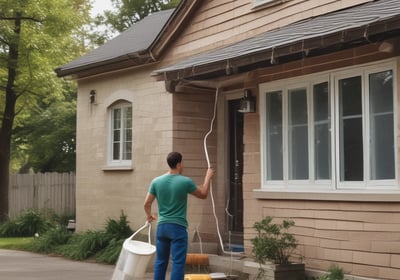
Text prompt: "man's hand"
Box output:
[[147, 214, 157, 223]]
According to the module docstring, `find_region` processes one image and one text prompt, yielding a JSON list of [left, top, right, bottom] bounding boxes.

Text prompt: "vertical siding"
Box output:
[[9, 173, 76, 218]]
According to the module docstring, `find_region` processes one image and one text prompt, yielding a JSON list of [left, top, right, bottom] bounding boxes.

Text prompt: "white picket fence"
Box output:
[[9, 172, 76, 219]]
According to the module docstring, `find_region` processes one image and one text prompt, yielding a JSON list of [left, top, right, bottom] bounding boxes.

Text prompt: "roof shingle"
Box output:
[[56, 9, 174, 77]]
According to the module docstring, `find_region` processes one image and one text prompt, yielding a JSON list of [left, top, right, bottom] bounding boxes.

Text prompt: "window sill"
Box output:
[[253, 189, 400, 202], [102, 165, 133, 171]]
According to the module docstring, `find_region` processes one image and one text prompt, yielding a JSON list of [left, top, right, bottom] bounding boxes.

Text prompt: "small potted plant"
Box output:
[[244, 216, 305, 280]]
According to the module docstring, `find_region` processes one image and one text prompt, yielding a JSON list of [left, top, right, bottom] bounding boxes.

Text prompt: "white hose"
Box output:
[[203, 88, 243, 256]]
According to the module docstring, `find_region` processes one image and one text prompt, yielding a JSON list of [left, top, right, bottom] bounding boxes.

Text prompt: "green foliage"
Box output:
[[58, 230, 108, 260], [30, 226, 72, 253], [0, 237, 33, 250], [95, 237, 124, 264], [0, 209, 53, 237], [104, 211, 133, 240], [57, 211, 133, 264], [251, 216, 297, 265], [0, 0, 91, 218], [0, 210, 135, 265], [11, 89, 77, 172], [49, 212, 76, 228], [317, 264, 345, 280], [93, 0, 179, 42]]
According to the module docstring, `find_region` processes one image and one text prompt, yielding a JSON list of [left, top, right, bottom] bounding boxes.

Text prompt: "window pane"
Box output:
[[113, 130, 120, 142], [288, 88, 308, 180], [123, 129, 132, 160], [339, 76, 363, 181], [125, 107, 132, 128], [113, 109, 121, 129], [123, 141, 132, 160], [111, 105, 132, 162], [123, 107, 132, 160], [369, 70, 395, 180], [314, 82, 331, 180], [266, 91, 283, 180], [113, 143, 120, 160]]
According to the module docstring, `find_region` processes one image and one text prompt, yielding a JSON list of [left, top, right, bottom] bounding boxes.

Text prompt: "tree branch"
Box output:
[[0, 16, 42, 23]]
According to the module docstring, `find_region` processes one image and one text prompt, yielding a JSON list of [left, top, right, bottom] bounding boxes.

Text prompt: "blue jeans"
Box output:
[[154, 223, 188, 280]]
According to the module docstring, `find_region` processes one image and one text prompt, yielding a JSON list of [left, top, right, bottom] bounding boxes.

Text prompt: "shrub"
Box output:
[[96, 238, 124, 264], [1, 210, 136, 265], [0, 209, 53, 237], [317, 264, 344, 280], [58, 230, 108, 260], [104, 211, 133, 240], [49, 212, 75, 227], [57, 211, 134, 264], [251, 216, 297, 265], [30, 226, 72, 253]]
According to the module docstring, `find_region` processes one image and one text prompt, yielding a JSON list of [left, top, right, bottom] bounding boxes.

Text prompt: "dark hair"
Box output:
[[167, 152, 182, 169]]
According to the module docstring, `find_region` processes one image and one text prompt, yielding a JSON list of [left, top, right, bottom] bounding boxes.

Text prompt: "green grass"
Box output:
[[0, 237, 33, 250]]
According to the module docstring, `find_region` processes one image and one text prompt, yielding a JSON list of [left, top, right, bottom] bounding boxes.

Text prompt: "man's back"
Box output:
[[149, 173, 196, 228]]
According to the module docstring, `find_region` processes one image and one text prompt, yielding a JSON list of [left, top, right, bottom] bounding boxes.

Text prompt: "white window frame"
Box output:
[[260, 60, 398, 192], [107, 101, 133, 168]]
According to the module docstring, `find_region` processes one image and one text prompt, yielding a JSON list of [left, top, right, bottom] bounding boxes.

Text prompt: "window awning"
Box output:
[[152, 0, 400, 81]]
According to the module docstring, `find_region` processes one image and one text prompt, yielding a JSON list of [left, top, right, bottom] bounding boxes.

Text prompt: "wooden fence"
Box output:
[[9, 172, 76, 219]]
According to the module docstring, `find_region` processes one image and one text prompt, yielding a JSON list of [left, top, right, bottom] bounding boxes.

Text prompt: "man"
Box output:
[[144, 151, 215, 280]]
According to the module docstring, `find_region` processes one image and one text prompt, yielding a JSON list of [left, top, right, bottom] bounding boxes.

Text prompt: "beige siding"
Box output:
[[240, 39, 400, 279], [74, 0, 400, 279], [75, 65, 173, 231], [248, 200, 400, 279], [172, 92, 221, 239], [161, 0, 370, 66]]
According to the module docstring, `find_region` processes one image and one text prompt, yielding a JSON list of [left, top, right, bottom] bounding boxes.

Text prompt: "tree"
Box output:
[[93, 0, 180, 43], [0, 0, 91, 221], [11, 84, 77, 173]]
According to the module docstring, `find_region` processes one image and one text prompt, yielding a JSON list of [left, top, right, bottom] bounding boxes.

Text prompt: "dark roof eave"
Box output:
[[56, 50, 154, 78], [152, 9, 400, 81]]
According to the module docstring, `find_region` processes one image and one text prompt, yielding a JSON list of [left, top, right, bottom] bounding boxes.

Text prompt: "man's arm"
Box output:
[[191, 168, 215, 199], [144, 192, 157, 222]]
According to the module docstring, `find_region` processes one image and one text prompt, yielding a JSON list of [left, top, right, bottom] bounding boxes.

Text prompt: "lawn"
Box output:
[[0, 237, 32, 250]]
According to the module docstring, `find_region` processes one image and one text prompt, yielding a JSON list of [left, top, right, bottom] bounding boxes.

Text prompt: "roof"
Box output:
[[152, 0, 400, 81], [55, 9, 175, 78]]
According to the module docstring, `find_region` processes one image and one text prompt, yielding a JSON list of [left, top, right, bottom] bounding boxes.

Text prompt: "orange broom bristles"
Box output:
[[185, 253, 209, 266]]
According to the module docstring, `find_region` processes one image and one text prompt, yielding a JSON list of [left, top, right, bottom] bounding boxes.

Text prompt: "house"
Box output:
[[57, 0, 400, 279]]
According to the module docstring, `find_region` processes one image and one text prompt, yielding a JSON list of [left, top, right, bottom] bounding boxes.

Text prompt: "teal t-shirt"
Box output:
[[149, 173, 197, 228]]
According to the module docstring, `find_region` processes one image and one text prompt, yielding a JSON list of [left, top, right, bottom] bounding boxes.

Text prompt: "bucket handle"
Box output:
[[127, 221, 152, 244]]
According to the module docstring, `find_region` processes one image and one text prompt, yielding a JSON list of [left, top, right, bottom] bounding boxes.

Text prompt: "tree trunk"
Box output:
[[0, 12, 21, 222]]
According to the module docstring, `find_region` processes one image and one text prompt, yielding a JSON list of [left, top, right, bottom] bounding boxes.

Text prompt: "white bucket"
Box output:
[[122, 239, 155, 276], [111, 222, 156, 280]]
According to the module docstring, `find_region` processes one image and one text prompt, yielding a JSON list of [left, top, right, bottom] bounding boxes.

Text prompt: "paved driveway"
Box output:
[[0, 249, 115, 280], [0, 249, 166, 280]]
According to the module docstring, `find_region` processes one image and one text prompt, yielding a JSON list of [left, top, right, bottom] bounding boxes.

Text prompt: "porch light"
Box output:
[[90, 89, 96, 104], [238, 89, 256, 113]]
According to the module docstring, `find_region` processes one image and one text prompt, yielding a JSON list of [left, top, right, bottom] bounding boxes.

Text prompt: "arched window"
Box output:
[[108, 101, 132, 167]]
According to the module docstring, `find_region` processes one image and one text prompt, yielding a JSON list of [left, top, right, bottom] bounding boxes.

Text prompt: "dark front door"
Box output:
[[228, 99, 244, 238]]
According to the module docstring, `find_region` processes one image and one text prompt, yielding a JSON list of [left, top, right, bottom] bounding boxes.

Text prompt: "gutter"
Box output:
[[55, 50, 155, 78]]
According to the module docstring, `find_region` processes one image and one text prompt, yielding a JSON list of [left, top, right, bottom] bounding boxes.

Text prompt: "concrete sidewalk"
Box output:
[[0, 249, 156, 280]]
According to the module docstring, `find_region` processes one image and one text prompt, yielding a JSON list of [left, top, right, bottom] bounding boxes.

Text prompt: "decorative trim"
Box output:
[[253, 189, 400, 202], [102, 166, 133, 171]]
